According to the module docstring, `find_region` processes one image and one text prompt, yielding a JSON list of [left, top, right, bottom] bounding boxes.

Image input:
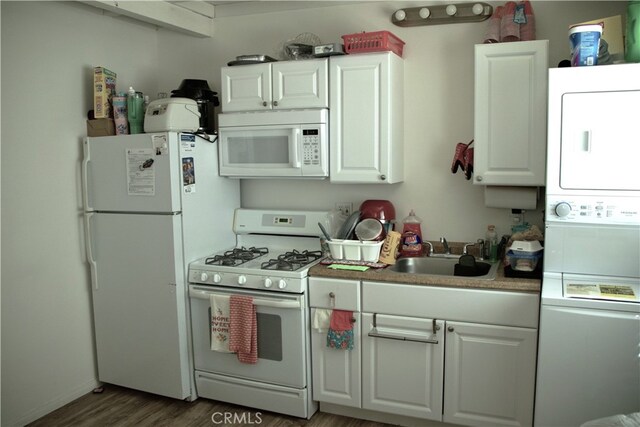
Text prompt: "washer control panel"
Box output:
[[547, 196, 640, 224]]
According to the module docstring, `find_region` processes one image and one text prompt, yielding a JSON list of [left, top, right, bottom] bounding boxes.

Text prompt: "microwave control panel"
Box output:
[[302, 128, 321, 166], [547, 196, 640, 225]]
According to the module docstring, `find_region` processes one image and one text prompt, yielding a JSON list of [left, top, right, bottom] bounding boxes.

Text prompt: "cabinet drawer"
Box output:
[[363, 281, 539, 328], [310, 277, 360, 311]]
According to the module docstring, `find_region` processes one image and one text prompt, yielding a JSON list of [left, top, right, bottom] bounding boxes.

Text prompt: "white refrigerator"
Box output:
[[83, 132, 239, 400]]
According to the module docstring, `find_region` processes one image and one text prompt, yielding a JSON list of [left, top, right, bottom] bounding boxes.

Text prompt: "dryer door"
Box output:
[[560, 90, 640, 191]]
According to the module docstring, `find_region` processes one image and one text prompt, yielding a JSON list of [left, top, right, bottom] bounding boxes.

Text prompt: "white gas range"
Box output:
[[187, 209, 339, 419]]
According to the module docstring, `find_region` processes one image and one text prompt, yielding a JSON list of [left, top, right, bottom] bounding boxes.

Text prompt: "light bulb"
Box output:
[[394, 10, 406, 21], [472, 3, 484, 15], [419, 7, 431, 19], [446, 4, 457, 16]]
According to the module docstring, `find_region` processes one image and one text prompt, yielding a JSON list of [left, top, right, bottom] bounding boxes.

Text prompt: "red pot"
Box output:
[[359, 200, 396, 223]]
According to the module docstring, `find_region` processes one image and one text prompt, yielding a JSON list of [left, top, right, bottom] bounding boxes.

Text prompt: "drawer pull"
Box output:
[[368, 330, 439, 345], [370, 313, 439, 344]]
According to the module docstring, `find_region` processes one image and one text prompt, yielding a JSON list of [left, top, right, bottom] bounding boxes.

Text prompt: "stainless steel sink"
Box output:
[[389, 256, 499, 280]]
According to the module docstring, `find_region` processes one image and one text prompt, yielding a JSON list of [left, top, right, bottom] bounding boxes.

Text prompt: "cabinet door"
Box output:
[[330, 53, 404, 184], [362, 313, 444, 420], [272, 59, 328, 110], [221, 64, 271, 112], [443, 321, 537, 427], [474, 40, 548, 186], [311, 312, 361, 407]]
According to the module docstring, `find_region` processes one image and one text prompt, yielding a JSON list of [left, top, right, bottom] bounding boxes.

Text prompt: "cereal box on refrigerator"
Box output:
[[93, 66, 116, 119]]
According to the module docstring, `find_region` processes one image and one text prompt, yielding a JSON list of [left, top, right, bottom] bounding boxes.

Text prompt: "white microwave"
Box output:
[[218, 109, 328, 178]]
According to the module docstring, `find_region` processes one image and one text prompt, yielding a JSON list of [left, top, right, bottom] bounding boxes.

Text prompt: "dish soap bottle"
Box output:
[[485, 225, 498, 261], [400, 210, 423, 257]]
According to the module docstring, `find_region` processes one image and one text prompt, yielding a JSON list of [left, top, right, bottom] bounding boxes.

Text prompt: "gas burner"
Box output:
[[261, 250, 323, 271], [205, 246, 268, 267]]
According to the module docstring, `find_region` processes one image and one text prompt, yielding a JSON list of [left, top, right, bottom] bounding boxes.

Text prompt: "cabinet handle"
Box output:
[[476, 176, 483, 182], [273, 101, 279, 107], [448, 326, 455, 332], [379, 174, 386, 181], [262, 101, 268, 107]]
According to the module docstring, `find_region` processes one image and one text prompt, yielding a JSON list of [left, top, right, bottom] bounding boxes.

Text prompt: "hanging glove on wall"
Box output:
[[450, 140, 474, 180]]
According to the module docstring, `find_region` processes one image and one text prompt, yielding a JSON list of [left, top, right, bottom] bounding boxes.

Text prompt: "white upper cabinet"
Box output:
[[474, 40, 548, 186], [329, 52, 404, 184], [220, 59, 328, 112]]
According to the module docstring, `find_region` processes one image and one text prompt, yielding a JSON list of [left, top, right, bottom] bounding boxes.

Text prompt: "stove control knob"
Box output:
[[200, 272, 209, 282], [263, 278, 273, 288], [238, 275, 247, 285], [555, 202, 572, 218], [278, 279, 287, 289], [213, 274, 221, 284]]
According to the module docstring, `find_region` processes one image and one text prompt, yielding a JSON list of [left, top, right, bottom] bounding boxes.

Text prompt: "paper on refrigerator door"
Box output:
[[126, 148, 155, 196]]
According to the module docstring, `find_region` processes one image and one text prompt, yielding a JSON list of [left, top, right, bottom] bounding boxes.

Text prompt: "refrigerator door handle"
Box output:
[[82, 142, 93, 211], [84, 212, 99, 290]]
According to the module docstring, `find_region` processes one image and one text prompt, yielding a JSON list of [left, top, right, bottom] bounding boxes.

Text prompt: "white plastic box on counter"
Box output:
[[327, 239, 383, 262]]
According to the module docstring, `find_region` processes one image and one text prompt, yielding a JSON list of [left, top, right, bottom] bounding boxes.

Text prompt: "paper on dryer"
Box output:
[[565, 283, 637, 302]]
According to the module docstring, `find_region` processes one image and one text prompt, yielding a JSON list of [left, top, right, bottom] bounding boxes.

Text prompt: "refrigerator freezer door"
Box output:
[[84, 133, 181, 213], [87, 211, 191, 399]]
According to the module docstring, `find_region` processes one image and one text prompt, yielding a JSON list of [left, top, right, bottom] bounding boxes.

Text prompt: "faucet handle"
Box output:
[[423, 241, 434, 255], [463, 243, 474, 255]]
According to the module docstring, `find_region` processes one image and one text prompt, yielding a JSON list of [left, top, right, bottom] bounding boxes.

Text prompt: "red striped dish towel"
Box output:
[[229, 295, 258, 364]]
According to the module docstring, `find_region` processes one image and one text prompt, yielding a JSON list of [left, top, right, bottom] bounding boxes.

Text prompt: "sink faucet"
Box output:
[[440, 237, 450, 254]]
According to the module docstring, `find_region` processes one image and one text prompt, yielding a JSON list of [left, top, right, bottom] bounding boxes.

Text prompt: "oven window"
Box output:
[[256, 313, 283, 361], [227, 136, 290, 164]]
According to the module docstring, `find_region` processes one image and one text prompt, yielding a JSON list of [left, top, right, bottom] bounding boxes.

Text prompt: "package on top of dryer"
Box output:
[[144, 97, 200, 133]]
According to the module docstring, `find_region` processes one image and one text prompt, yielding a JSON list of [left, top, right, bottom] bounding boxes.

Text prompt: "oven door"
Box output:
[[219, 125, 303, 177], [189, 285, 307, 388]]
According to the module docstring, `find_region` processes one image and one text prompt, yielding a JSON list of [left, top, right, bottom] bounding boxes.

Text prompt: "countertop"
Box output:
[[309, 260, 541, 293]]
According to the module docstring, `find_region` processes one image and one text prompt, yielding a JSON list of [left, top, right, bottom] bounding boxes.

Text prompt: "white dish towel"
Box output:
[[210, 294, 232, 352], [312, 308, 332, 333]]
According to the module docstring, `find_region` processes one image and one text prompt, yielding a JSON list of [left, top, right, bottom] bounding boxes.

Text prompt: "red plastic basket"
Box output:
[[341, 31, 405, 57]]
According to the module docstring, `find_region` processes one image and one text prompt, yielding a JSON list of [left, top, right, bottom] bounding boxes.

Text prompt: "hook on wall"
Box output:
[[392, 2, 493, 27]]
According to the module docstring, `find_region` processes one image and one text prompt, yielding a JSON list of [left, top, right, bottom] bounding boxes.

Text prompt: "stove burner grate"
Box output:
[[261, 249, 323, 271], [205, 246, 268, 267]]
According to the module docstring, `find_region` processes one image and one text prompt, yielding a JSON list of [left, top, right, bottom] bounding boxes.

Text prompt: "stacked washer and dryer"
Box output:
[[534, 64, 640, 426]]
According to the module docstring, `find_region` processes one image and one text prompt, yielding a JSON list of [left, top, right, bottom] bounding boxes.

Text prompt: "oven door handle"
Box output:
[[189, 288, 302, 309]]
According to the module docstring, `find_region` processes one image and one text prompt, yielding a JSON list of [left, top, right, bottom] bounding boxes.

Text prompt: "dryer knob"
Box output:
[[238, 275, 247, 285], [278, 279, 287, 289], [213, 274, 222, 284], [555, 202, 572, 218], [200, 272, 209, 282], [264, 278, 273, 288]]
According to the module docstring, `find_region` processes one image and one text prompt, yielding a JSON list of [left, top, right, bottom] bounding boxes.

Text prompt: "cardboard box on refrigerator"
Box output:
[[93, 66, 117, 119], [86, 118, 116, 137]]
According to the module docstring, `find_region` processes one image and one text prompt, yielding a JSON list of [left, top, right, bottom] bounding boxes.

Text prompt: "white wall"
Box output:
[[1, 2, 160, 425], [0, 1, 627, 425], [158, 0, 626, 241]]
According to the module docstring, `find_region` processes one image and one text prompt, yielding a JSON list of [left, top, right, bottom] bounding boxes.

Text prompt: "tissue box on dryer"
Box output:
[[93, 66, 116, 119]]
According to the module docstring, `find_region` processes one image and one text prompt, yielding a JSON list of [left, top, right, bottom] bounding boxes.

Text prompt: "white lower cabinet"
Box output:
[[362, 313, 445, 420], [309, 278, 361, 408], [443, 321, 538, 427], [311, 313, 361, 408], [309, 278, 539, 427]]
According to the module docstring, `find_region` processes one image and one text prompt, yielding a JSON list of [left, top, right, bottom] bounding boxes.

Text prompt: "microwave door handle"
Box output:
[[291, 128, 301, 168]]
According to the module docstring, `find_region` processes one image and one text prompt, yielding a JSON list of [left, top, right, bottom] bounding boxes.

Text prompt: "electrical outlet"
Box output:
[[335, 202, 353, 217]]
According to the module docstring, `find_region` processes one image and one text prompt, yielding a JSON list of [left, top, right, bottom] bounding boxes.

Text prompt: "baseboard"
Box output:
[[9, 378, 100, 426], [319, 402, 462, 427]]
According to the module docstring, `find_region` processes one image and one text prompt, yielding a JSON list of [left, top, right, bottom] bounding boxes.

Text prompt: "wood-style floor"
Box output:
[[28, 385, 394, 427]]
